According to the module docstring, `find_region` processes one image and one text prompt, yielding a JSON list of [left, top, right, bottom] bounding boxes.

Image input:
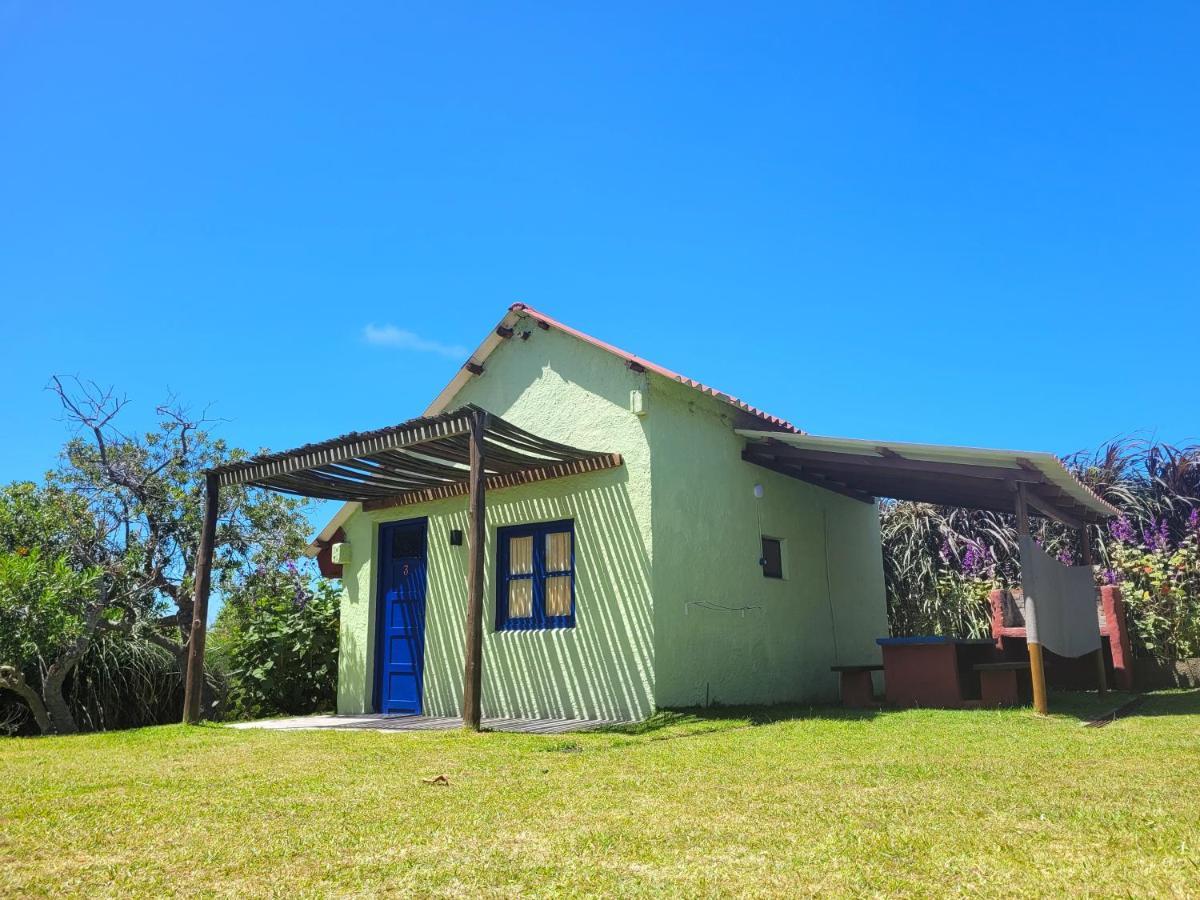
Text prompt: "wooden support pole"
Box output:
[[182, 473, 219, 725], [1016, 484, 1049, 716], [1079, 526, 1108, 695], [1028, 642, 1048, 715], [461, 409, 488, 731]]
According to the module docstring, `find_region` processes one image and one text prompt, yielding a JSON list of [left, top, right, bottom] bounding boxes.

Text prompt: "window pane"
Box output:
[[392, 526, 424, 558], [508, 535, 533, 575], [546, 531, 572, 572], [508, 579, 533, 618], [545, 575, 572, 617], [761, 537, 783, 579]]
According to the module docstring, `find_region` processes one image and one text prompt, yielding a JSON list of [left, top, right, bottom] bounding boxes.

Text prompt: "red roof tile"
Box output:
[[507, 304, 800, 433]]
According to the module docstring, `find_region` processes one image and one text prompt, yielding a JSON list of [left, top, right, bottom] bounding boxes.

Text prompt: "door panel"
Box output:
[[374, 520, 428, 715]]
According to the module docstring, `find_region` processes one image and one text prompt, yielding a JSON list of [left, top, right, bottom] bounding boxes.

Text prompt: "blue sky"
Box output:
[[2, 2, 1198, 539]]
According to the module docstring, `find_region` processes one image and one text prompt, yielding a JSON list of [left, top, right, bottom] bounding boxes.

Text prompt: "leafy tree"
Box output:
[[45, 378, 312, 685], [0, 380, 316, 733], [0, 483, 107, 733]]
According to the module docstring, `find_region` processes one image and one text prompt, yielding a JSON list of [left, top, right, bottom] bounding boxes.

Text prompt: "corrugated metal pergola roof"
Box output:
[[738, 431, 1118, 525], [213, 404, 622, 508]]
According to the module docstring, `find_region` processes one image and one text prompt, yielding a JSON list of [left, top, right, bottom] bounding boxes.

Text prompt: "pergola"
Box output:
[[738, 431, 1117, 526], [182, 405, 621, 730], [739, 430, 1119, 713]]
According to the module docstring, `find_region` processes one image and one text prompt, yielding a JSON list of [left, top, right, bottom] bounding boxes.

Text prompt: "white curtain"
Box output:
[[1018, 536, 1101, 658]]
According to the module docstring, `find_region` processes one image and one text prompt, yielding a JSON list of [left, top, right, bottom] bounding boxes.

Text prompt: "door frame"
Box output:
[[372, 517, 430, 715]]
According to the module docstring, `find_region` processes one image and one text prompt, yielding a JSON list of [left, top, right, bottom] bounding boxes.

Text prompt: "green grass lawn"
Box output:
[[2, 692, 1198, 897]]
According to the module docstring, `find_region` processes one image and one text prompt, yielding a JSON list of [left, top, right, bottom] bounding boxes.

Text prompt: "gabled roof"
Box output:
[[426, 304, 800, 433], [309, 304, 795, 552]]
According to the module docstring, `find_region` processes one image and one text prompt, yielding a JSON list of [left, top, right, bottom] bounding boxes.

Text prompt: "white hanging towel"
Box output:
[[1018, 536, 1102, 658]]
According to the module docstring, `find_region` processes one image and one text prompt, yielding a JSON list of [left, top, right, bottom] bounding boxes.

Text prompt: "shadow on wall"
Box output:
[[338, 599, 368, 713], [417, 471, 654, 722]]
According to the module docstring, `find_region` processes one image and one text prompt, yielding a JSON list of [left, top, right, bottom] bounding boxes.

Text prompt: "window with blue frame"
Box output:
[[496, 519, 575, 630]]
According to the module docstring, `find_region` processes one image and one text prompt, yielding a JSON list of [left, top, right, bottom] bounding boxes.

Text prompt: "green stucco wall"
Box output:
[[646, 378, 888, 708], [337, 322, 655, 721], [335, 311, 888, 720]]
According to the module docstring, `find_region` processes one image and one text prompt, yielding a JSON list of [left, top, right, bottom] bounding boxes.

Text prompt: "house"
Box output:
[[184, 303, 1116, 726], [304, 304, 879, 722]]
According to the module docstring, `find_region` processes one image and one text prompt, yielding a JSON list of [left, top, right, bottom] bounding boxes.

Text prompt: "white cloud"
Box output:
[[362, 324, 469, 359]]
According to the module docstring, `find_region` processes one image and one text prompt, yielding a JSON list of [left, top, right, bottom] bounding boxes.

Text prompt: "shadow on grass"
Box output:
[[594, 689, 1200, 739], [594, 702, 882, 741], [1042, 688, 1200, 724], [1105, 688, 1200, 718]]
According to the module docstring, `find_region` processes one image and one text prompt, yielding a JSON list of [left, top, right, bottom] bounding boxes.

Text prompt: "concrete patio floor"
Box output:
[[228, 714, 620, 734]]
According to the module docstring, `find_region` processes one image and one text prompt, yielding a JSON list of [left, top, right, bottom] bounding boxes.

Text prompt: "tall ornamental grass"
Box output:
[[881, 439, 1200, 660]]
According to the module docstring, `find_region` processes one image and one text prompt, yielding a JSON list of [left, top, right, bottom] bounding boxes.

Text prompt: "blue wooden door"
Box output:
[[374, 520, 428, 715]]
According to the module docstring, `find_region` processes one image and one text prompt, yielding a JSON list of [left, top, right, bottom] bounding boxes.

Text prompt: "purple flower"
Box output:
[[1102, 568, 1118, 585], [1109, 516, 1135, 543], [1189, 508, 1199, 531], [1141, 518, 1171, 551], [938, 539, 951, 565], [962, 543, 979, 573], [293, 586, 311, 610], [1057, 548, 1074, 566]]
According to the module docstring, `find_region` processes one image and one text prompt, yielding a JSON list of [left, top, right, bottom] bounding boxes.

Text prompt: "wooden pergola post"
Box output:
[[1015, 484, 1049, 715], [1079, 527, 1108, 695], [182, 473, 219, 724], [461, 409, 488, 731]]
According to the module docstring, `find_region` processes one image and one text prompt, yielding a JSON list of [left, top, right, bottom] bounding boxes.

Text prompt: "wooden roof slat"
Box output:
[[361, 453, 624, 512], [484, 416, 594, 458], [215, 409, 474, 488], [316, 459, 453, 491], [402, 436, 534, 475], [261, 468, 407, 500], [214, 405, 620, 505], [478, 438, 564, 468], [370, 448, 472, 478], [482, 432, 583, 463], [252, 472, 395, 502]]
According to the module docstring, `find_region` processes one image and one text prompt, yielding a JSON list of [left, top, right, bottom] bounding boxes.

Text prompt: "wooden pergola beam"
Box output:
[[1023, 488, 1084, 529], [462, 409, 487, 731], [1015, 484, 1049, 716], [742, 450, 875, 503]]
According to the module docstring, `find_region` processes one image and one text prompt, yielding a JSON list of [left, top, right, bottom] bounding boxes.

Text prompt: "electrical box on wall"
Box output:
[[630, 388, 646, 417], [330, 542, 351, 565]]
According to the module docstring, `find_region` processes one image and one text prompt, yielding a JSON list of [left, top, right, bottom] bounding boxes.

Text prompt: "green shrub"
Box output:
[[212, 566, 339, 720]]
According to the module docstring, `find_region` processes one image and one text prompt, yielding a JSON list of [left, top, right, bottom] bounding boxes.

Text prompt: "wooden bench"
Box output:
[[973, 661, 1030, 707], [831, 664, 883, 708]]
